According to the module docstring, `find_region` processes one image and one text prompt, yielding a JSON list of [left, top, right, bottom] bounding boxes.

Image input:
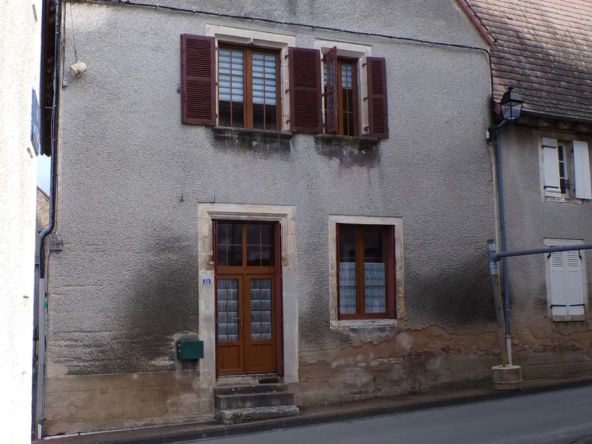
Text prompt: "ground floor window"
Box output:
[[337, 224, 396, 320]]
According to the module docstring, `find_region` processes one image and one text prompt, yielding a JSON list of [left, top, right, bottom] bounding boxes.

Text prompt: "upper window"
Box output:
[[337, 224, 395, 320], [218, 46, 280, 131], [181, 35, 389, 138], [324, 58, 359, 136], [542, 138, 592, 200]]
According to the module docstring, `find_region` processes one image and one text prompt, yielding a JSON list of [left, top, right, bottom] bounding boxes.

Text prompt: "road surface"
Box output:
[[194, 385, 592, 444]]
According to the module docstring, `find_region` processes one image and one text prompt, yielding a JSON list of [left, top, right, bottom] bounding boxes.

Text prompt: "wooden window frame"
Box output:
[[336, 58, 359, 137], [337, 224, 395, 320], [216, 221, 276, 276], [217, 44, 282, 131]]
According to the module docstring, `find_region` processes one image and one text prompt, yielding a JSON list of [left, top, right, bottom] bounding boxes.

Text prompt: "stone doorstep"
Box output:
[[219, 405, 300, 425], [35, 374, 592, 444]]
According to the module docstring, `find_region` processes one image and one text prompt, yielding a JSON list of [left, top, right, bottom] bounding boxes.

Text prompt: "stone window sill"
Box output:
[[330, 319, 397, 330], [544, 196, 583, 204], [314, 134, 379, 148], [552, 314, 586, 322], [213, 126, 294, 142]]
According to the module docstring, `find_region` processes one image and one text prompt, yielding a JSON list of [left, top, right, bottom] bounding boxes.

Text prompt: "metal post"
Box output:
[[494, 128, 513, 365], [35, 278, 46, 439], [488, 242, 509, 366]]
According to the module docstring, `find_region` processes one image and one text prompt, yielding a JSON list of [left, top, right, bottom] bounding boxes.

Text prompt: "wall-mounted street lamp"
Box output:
[[500, 87, 524, 123]]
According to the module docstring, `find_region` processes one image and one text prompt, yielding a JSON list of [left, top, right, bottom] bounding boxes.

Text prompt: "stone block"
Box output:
[[492, 365, 522, 391], [219, 405, 300, 425]]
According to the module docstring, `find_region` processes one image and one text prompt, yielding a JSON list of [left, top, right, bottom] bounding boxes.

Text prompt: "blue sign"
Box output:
[[30, 89, 41, 156], [202, 278, 212, 285]]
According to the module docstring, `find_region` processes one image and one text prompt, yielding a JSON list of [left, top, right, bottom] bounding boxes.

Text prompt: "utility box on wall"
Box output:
[[176, 339, 204, 360]]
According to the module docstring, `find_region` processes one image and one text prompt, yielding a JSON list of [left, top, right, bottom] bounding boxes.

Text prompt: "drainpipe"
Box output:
[[493, 122, 512, 365], [35, 0, 62, 438]]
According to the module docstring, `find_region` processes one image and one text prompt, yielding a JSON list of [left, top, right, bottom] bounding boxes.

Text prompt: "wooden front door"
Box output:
[[215, 222, 283, 376]]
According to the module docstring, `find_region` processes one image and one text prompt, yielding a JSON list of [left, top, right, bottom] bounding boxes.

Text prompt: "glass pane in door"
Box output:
[[250, 279, 272, 340], [217, 279, 239, 342]]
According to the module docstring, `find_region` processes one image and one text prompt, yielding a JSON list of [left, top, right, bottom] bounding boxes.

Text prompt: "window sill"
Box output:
[[330, 319, 397, 330], [552, 314, 586, 323], [314, 134, 379, 148], [213, 126, 293, 142], [544, 196, 583, 204]]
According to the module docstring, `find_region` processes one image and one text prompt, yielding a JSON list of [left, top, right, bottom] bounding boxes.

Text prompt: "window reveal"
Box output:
[[218, 46, 280, 130], [557, 145, 569, 194], [337, 224, 395, 319]]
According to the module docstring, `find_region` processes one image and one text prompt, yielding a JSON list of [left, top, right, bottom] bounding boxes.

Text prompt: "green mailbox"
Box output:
[[176, 339, 204, 360]]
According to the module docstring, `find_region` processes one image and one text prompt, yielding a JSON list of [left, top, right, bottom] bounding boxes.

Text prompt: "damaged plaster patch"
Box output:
[[47, 361, 68, 377], [396, 331, 414, 353]]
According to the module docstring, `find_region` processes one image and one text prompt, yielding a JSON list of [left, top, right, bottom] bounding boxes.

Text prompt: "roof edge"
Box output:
[[37, 186, 50, 201], [456, 0, 494, 46]]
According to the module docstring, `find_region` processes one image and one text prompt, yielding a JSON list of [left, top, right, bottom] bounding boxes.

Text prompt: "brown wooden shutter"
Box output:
[[274, 222, 284, 376], [387, 226, 396, 319], [366, 57, 389, 139], [324, 47, 338, 134], [289, 47, 323, 133], [181, 34, 216, 125]]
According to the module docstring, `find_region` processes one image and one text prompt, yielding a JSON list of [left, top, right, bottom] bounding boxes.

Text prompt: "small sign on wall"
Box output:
[[202, 278, 212, 285], [30, 89, 41, 156]]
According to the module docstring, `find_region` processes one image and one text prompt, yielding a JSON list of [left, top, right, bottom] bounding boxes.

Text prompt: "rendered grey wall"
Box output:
[[499, 127, 592, 335], [47, 0, 494, 375]]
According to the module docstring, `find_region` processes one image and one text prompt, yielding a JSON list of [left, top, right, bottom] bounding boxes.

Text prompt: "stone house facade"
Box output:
[[40, 0, 588, 436], [468, 0, 592, 377]]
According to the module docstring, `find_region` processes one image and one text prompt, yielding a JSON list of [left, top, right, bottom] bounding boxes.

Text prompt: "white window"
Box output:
[[545, 239, 587, 322], [541, 138, 592, 200]]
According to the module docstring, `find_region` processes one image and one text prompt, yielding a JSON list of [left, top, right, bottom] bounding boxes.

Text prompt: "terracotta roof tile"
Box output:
[[467, 0, 592, 122]]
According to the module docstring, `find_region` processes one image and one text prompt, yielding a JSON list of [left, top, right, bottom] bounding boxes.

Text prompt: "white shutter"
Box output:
[[549, 250, 585, 317], [543, 138, 561, 197], [549, 252, 568, 316], [565, 250, 585, 316], [573, 141, 592, 200]]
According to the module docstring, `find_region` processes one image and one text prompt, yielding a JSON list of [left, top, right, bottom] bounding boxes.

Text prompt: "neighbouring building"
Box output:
[[468, 0, 592, 377], [43, 0, 508, 436], [0, 0, 44, 442]]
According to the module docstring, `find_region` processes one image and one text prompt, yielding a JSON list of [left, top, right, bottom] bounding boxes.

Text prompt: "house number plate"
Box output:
[[202, 278, 212, 285]]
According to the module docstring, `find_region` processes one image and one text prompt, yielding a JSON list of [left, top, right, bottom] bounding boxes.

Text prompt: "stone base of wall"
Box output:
[[516, 351, 592, 380], [44, 352, 592, 436], [294, 351, 592, 407], [294, 353, 499, 407], [44, 371, 212, 436]]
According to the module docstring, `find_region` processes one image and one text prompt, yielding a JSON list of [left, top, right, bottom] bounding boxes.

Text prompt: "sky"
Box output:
[[37, 154, 51, 193]]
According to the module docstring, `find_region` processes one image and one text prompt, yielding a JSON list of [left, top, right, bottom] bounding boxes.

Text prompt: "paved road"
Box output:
[[195, 386, 592, 444]]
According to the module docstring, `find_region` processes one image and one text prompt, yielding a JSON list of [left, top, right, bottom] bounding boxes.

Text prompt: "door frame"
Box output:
[[214, 221, 280, 376], [197, 204, 298, 387]]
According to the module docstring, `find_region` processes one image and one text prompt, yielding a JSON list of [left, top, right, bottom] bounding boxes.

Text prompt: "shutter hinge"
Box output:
[[363, 96, 368, 101], [285, 88, 289, 94], [284, 54, 289, 60], [362, 62, 367, 67]]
